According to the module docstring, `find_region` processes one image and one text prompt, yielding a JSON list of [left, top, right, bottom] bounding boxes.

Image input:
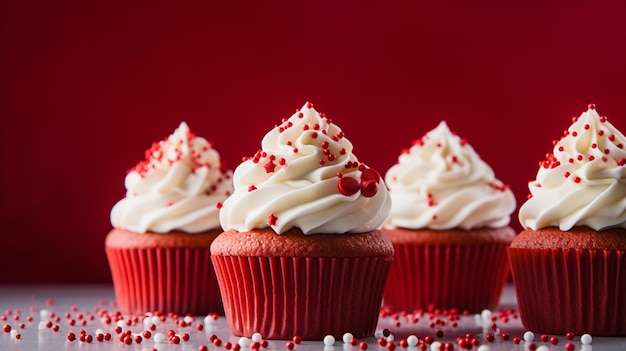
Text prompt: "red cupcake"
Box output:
[[381, 121, 517, 313], [106, 122, 233, 316], [212, 102, 393, 340], [511, 104, 626, 336]]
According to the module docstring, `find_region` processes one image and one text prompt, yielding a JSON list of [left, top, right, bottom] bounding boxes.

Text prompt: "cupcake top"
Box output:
[[218, 102, 391, 235], [519, 104, 626, 231], [383, 121, 516, 230], [110, 122, 233, 234]]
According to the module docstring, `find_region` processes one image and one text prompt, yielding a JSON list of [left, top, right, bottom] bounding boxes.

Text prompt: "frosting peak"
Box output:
[[519, 105, 626, 231], [110, 122, 233, 233], [219, 102, 391, 235], [384, 120, 516, 230]]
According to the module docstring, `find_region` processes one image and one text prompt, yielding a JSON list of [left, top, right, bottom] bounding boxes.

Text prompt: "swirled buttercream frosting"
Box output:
[[383, 121, 516, 230], [219, 102, 391, 235], [519, 104, 626, 231], [110, 122, 233, 233]]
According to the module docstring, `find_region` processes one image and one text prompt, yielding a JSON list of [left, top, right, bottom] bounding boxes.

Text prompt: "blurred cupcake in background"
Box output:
[[106, 121, 233, 316], [509, 104, 626, 336], [382, 120, 516, 313]]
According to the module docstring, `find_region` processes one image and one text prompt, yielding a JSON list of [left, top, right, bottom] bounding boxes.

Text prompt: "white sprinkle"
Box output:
[[342, 333, 354, 343], [39, 309, 49, 320], [239, 337, 252, 347], [581, 334, 592, 345], [252, 333, 263, 342], [116, 320, 126, 328], [38, 321, 47, 330], [10, 329, 17, 338], [95, 328, 104, 335], [375, 330, 384, 338], [143, 317, 152, 327], [430, 341, 441, 351], [184, 316, 194, 324], [151, 316, 161, 325], [324, 335, 335, 346], [406, 335, 419, 347], [477, 345, 490, 351], [523, 331, 534, 342], [536, 346, 549, 351], [481, 309, 492, 321], [153, 332, 166, 343]]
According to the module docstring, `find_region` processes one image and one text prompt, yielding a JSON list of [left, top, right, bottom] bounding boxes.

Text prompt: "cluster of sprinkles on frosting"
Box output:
[[232, 102, 384, 229], [241, 102, 349, 172], [127, 122, 232, 197], [532, 103, 626, 193]]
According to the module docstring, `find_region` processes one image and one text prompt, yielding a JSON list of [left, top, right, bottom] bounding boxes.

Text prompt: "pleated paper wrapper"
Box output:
[[212, 255, 392, 340], [383, 243, 510, 313], [508, 247, 626, 336], [105, 247, 224, 316]]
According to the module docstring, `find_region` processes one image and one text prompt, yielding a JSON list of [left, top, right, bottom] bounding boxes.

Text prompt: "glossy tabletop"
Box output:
[[0, 284, 624, 351]]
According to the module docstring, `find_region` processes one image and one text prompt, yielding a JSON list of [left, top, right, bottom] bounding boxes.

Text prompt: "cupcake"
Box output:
[[381, 121, 516, 313], [105, 122, 233, 316], [211, 102, 393, 340], [509, 104, 626, 336]]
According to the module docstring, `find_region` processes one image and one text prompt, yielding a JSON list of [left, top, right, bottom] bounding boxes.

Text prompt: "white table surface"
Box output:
[[0, 284, 623, 351]]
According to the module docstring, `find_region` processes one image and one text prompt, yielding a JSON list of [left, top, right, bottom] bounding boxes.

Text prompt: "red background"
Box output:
[[1, 1, 624, 284]]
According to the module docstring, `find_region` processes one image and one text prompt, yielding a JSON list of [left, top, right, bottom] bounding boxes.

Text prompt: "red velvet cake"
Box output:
[[212, 102, 393, 340], [381, 121, 517, 313], [105, 122, 233, 316], [511, 104, 626, 336]]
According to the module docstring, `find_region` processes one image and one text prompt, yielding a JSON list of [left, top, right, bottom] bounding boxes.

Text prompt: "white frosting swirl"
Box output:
[[519, 105, 626, 231], [110, 122, 233, 233], [383, 121, 516, 230], [219, 102, 391, 235]]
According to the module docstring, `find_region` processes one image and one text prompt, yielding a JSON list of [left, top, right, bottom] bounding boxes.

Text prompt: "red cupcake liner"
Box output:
[[383, 243, 510, 313], [211, 256, 392, 340], [105, 247, 223, 316], [508, 248, 626, 336]]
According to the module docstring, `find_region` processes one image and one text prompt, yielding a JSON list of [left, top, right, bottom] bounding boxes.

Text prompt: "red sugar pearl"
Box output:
[[359, 341, 369, 350], [565, 332, 575, 340], [214, 338, 222, 346], [540, 334, 549, 342], [485, 333, 494, 342], [182, 333, 190, 342], [378, 337, 387, 346], [171, 335, 181, 344], [224, 342, 233, 350], [199, 345, 209, 351], [286, 342, 295, 350], [67, 332, 76, 341], [565, 342, 575, 351], [513, 337, 521, 344], [550, 336, 559, 345], [143, 330, 152, 339]]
